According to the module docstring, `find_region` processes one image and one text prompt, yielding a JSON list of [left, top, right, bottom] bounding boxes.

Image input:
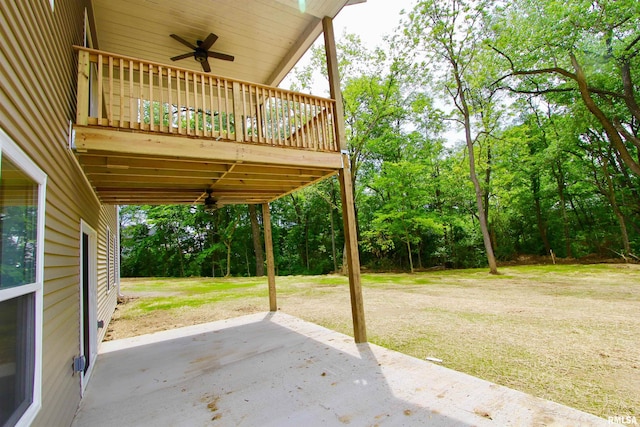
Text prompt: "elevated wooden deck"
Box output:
[[72, 47, 341, 206]]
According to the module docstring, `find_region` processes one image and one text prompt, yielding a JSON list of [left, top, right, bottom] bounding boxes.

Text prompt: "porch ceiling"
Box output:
[[89, 0, 362, 87]]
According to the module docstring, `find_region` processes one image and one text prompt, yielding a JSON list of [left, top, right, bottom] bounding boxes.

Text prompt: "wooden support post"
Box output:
[[338, 157, 367, 343], [324, 16, 367, 343], [76, 49, 90, 126], [322, 17, 347, 151], [262, 203, 277, 312]]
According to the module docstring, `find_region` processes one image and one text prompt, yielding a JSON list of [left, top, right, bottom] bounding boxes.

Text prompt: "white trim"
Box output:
[[79, 220, 98, 393], [0, 282, 39, 301], [66, 149, 101, 206], [83, 8, 93, 48], [106, 226, 111, 293], [116, 207, 121, 296], [0, 127, 46, 427], [0, 129, 46, 183]]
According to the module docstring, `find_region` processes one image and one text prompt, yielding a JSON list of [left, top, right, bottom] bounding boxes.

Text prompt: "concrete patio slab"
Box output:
[[72, 312, 609, 426]]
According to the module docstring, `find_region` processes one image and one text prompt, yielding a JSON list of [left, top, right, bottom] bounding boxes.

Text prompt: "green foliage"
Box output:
[[121, 8, 640, 276]]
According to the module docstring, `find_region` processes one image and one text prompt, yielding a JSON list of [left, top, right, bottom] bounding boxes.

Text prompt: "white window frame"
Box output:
[[0, 128, 46, 426]]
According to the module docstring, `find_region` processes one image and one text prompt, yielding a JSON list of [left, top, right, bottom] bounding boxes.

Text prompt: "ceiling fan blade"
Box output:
[[208, 51, 235, 62], [200, 33, 219, 51], [170, 52, 193, 61], [202, 59, 211, 73], [170, 34, 197, 50]]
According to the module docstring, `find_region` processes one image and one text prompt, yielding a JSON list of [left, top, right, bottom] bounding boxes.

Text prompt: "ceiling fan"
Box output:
[[203, 189, 218, 213], [169, 33, 234, 72]]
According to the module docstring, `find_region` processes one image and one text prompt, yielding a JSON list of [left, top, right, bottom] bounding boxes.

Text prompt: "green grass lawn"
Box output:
[[111, 264, 640, 420]]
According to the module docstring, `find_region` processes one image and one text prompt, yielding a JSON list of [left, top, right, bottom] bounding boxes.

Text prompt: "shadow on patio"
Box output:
[[72, 312, 608, 426]]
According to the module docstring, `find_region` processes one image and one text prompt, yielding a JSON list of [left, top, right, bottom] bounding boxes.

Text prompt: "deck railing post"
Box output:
[[232, 82, 244, 142], [76, 49, 90, 126]]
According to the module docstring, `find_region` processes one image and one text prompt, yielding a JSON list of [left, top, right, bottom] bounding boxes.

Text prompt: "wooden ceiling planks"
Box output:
[[78, 149, 336, 206], [90, 0, 352, 85]]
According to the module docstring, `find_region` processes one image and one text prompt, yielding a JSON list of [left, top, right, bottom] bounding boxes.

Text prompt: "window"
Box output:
[[0, 128, 45, 427]]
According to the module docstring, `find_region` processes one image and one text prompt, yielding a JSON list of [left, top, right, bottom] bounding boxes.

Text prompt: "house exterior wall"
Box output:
[[0, 1, 118, 425]]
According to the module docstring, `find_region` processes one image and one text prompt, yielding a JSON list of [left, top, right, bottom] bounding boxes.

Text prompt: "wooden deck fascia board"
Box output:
[[72, 125, 343, 170]]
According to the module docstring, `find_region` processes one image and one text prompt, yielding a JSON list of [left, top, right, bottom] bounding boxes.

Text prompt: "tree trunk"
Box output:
[[470, 161, 498, 274], [290, 194, 309, 271], [452, 63, 498, 274], [533, 188, 552, 254], [225, 242, 232, 278], [483, 143, 492, 225], [329, 200, 338, 273], [406, 239, 414, 273], [248, 204, 265, 276], [600, 156, 631, 255], [613, 208, 631, 256], [209, 226, 216, 278], [305, 211, 310, 271], [571, 54, 640, 177], [553, 163, 573, 258], [173, 233, 185, 277]]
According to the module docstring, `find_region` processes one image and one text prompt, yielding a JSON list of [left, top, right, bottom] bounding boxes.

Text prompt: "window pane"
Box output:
[[0, 293, 35, 426], [0, 156, 39, 289]]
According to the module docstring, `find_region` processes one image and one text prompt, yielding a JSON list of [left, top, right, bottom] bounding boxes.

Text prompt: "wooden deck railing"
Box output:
[[74, 46, 338, 152]]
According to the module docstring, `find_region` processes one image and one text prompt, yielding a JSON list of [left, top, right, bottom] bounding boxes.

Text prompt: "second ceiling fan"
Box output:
[[170, 33, 234, 72]]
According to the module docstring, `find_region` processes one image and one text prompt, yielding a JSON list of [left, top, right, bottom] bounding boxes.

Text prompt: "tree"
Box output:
[[248, 205, 265, 276], [490, 0, 640, 177], [363, 159, 443, 273], [405, 0, 500, 273]]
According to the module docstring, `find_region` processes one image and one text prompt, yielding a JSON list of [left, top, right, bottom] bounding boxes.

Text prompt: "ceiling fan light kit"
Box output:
[[204, 189, 218, 212]]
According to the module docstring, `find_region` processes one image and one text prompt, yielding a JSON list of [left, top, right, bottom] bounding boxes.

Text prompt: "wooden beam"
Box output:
[[222, 173, 321, 182], [89, 175, 215, 185], [324, 16, 366, 342], [82, 166, 224, 180], [262, 203, 277, 312], [266, 18, 322, 87], [232, 165, 334, 176], [78, 155, 336, 174], [323, 17, 347, 151], [73, 126, 343, 169], [268, 171, 338, 203], [78, 155, 232, 172], [339, 156, 367, 343]]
